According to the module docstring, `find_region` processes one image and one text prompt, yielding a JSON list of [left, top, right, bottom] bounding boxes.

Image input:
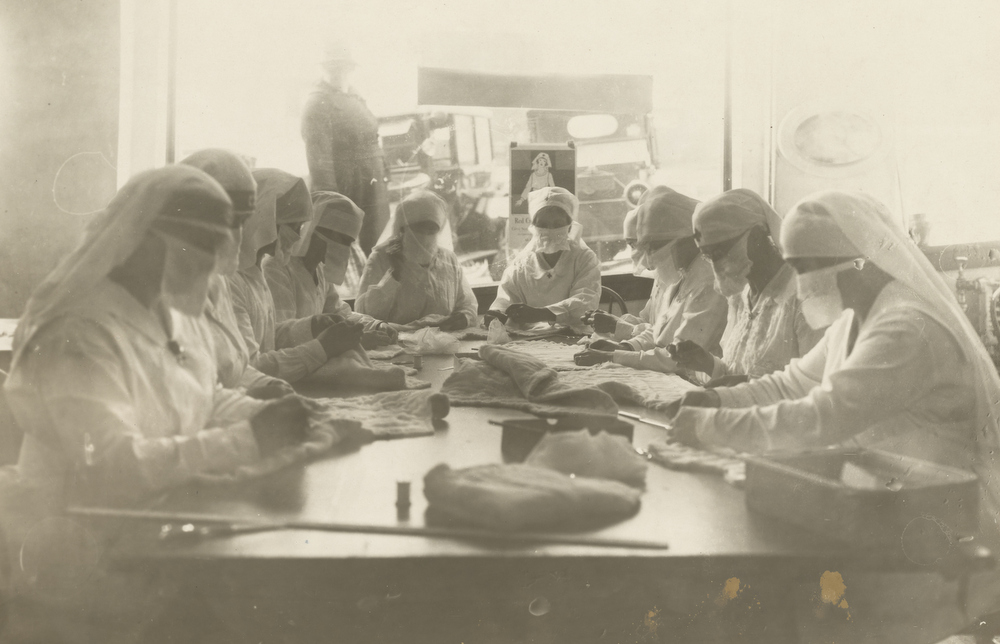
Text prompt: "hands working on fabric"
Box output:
[[660, 388, 722, 448], [581, 309, 618, 334], [311, 313, 345, 337], [666, 340, 715, 375], [482, 309, 508, 329], [246, 378, 297, 400], [360, 321, 398, 349], [587, 339, 627, 352], [703, 374, 749, 388], [435, 311, 470, 332], [505, 303, 557, 326], [250, 395, 313, 456], [573, 348, 614, 366], [316, 319, 365, 357]]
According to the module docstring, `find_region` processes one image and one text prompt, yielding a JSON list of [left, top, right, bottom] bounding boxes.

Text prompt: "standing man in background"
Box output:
[[302, 40, 390, 255]]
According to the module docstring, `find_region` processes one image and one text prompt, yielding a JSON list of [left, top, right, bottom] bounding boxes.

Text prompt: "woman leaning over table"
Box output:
[[671, 190, 1000, 644], [0, 166, 313, 643]]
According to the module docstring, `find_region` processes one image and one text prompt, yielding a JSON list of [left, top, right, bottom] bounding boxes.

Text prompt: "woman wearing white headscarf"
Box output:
[[180, 149, 295, 398], [0, 168, 316, 642], [227, 169, 363, 383], [672, 190, 1000, 643], [576, 186, 728, 372], [263, 191, 395, 348], [485, 187, 600, 330], [670, 189, 824, 385], [356, 190, 478, 330], [3, 166, 314, 501]]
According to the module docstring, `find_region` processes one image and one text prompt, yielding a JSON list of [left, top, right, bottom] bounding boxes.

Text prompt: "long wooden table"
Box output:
[[71, 343, 979, 642]]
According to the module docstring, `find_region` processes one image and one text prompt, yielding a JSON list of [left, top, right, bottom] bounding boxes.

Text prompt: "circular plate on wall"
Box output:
[[778, 103, 891, 178]]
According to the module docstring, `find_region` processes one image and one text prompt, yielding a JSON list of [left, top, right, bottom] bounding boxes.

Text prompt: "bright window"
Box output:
[[172, 0, 728, 292]]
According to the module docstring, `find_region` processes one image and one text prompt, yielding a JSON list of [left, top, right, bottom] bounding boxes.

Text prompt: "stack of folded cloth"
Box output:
[[424, 429, 648, 531]]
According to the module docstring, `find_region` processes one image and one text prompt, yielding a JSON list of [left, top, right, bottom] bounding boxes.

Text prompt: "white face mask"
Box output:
[[641, 240, 683, 285], [796, 260, 856, 329], [322, 240, 351, 285], [711, 233, 753, 298], [217, 226, 242, 276], [532, 225, 571, 254], [629, 245, 647, 276], [158, 234, 217, 316], [276, 224, 301, 263], [403, 227, 439, 265]]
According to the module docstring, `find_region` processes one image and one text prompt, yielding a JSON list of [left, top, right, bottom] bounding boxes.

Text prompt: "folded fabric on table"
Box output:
[[397, 327, 461, 355], [558, 363, 700, 412], [423, 463, 642, 531], [311, 389, 450, 441], [305, 347, 430, 390], [386, 313, 449, 333], [458, 327, 488, 341], [441, 345, 619, 417], [646, 440, 746, 487], [459, 324, 577, 342], [486, 318, 511, 345], [193, 412, 361, 484], [191, 390, 449, 484], [525, 430, 648, 488], [366, 344, 405, 360]]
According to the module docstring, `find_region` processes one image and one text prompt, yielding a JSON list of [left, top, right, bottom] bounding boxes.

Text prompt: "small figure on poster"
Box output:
[[515, 153, 556, 206]]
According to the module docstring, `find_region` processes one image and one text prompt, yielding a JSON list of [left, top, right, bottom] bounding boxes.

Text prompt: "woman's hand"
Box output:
[[247, 378, 296, 400], [250, 395, 312, 456], [360, 322, 398, 349], [669, 412, 702, 448], [316, 320, 364, 358], [662, 388, 721, 420], [310, 313, 345, 338], [678, 389, 721, 409], [587, 338, 626, 352], [581, 310, 618, 334], [482, 310, 508, 329], [438, 311, 469, 332], [666, 340, 715, 374], [573, 349, 614, 366], [506, 304, 556, 325], [384, 238, 405, 280], [704, 375, 749, 389]]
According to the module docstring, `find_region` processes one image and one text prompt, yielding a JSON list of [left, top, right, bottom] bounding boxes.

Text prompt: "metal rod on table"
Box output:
[[68, 507, 669, 550]]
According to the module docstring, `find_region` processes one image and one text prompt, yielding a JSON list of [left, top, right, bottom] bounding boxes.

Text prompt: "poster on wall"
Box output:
[[507, 143, 576, 255]]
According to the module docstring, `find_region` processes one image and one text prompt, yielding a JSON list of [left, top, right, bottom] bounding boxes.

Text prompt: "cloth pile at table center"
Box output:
[[424, 429, 646, 531], [442, 344, 620, 417], [441, 344, 698, 416], [559, 364, 699, 413]]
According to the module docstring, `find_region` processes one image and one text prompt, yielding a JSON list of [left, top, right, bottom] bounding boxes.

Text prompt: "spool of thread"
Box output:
[[396, 481, 411, 520], [412, 354, 422, 370]]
